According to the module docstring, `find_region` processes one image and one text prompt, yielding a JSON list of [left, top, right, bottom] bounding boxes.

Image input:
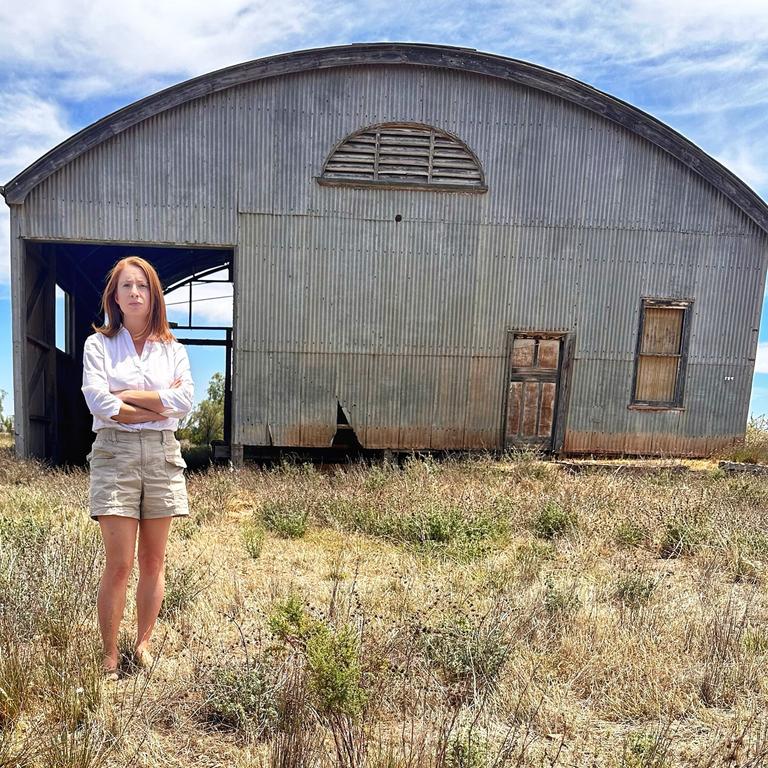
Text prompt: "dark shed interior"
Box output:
[[23, 241, 232, 464]]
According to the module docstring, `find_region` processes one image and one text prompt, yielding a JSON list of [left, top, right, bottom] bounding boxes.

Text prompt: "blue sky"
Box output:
[[1, 0, 768, 422]]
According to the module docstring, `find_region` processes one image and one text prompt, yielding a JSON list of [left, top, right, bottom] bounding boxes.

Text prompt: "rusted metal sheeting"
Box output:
[[236, 347, 506, 450], [564, 431, 738, 456]]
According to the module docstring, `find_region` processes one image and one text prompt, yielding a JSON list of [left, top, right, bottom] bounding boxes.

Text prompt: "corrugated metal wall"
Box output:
[[19, 65, 768, 453]]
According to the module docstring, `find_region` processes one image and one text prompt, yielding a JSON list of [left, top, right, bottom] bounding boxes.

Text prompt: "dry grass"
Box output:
[[1, 441, 768, 766]]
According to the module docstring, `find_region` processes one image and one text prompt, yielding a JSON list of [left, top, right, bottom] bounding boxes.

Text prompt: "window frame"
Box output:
[[630, 298, 693, 410]]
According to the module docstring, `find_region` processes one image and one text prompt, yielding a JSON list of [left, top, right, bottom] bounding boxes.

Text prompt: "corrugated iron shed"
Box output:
[[3, 43, 767, 462]]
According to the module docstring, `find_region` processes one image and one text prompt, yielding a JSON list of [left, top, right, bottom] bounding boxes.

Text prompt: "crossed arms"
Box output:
[[110, 378, 185, 424], [81, 335, 195, 425]]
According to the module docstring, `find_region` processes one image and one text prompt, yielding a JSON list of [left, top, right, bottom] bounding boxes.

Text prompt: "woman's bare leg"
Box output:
[[97, 516, 139, 670], [135, 516, 173, 658]]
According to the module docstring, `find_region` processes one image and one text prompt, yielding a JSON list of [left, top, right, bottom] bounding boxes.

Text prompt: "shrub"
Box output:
[[720, 415, 768, 464], [621, 730, 671, 768], [445, 726, 489, 768], [0, 513, 51, 548], [743, 629, 768, 655], [513, 540, 555, 583], [613, 574, 656, 608], [242, 520, 266, 559], [542, 576, 580, 623], [405, 503, 507, 561], [534, 501, 577, 539], [658, 519, 706, 559], [262, 500, 309, 539], [421, 613, 510, 704], [268, 594, 318, 644], [201, 660, 278, 740], [318, 496, 508, 561], [173, 517, 199, 541], [305, 623, 367, 719], [160, 555, 213, 619], [614, 520, 648, 548]]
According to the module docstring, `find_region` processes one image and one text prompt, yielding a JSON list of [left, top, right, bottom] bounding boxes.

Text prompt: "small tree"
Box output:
[[178, 373, 225, 446], [0, 390, 13, 434]]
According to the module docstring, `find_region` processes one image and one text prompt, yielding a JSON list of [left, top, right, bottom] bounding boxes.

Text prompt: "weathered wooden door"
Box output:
[[504, 334, 563, 450], [23, 244, 57, 458]]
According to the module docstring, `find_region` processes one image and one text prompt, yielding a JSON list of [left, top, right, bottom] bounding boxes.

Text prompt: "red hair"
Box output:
[[92, 256, 175, 342]]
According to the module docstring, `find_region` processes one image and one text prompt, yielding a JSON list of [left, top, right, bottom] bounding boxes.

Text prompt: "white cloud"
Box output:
[[0, 0, 320, 97], [0, 90, 73, 180], [165, 277, 233, 326], [754, 343, 768, 374], [628, 0, 768, 50], [0, 91, 73, 284], [715, 147, 768, 193]]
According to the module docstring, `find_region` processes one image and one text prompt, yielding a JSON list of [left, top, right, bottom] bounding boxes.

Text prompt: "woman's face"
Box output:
[[114, 264, 151, 321]]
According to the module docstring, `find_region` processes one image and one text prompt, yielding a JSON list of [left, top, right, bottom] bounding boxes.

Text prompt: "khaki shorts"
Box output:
[[87, 429, 189, 521]]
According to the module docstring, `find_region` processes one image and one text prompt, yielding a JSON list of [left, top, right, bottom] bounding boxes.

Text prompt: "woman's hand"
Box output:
[[110, 403, 163, 424]]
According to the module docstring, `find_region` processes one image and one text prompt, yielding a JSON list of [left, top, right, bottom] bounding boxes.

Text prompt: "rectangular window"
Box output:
[[631, 299, 692, 408]]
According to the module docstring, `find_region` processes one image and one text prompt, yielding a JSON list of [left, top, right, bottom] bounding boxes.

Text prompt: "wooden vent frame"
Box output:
[[318, 122, 487, 192]]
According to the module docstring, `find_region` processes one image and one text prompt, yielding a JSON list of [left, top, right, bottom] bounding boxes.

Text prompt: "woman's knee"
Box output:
[[137, 553, 166, 578], [103, 558, 134, 583]]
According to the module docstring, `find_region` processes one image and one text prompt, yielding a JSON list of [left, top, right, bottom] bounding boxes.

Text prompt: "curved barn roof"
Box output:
[[3, 42, 768, 232]]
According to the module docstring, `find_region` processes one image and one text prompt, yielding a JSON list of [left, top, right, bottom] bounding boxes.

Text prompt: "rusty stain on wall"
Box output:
[[564, 431, 738, 457]]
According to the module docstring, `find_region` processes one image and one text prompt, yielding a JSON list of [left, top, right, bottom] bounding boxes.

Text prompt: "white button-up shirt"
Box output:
[[81, 327, 195, 433]]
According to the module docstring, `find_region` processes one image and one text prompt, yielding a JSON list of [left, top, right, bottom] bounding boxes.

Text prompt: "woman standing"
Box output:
[[81, 256, 194, 679]]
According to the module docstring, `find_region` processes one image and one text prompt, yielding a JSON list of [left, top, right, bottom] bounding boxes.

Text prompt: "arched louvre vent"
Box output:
[[319, 123, 486, 191]]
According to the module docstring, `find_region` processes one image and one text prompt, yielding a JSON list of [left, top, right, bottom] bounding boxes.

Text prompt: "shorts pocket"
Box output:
[[89, 446, 117, 461], [88, 446, 119, 505], [164, 445, 187, 469]]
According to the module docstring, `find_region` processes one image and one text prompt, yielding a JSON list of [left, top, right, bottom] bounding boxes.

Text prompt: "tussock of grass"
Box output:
[[719, 415, 768, 464], [2, 437, 768, 765]]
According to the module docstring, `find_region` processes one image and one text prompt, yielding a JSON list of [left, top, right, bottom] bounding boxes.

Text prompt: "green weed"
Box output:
[[306, 623, 367, 719], [621, 730, 671, 768], [421, 613, 511, 705], [614, 520, 648, 548], [613, 574, 656, 608], [200, 660, 278, 740], [534, 501, 577, 539], [445, 726, 489, 768], [241, 519, 266, 559], [268, 594, 319, 644], [658, 519, 706, 558], [160, 554, 213, 619], [261, 500, 309, 539]]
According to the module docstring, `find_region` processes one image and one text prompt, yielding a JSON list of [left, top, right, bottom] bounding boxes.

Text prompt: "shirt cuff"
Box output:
[[157, 389, 183, 417]]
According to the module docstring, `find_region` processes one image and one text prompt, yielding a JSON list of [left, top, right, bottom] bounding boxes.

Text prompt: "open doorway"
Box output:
[[19, 239, 233, 464], [163, 265, 233, 454]]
